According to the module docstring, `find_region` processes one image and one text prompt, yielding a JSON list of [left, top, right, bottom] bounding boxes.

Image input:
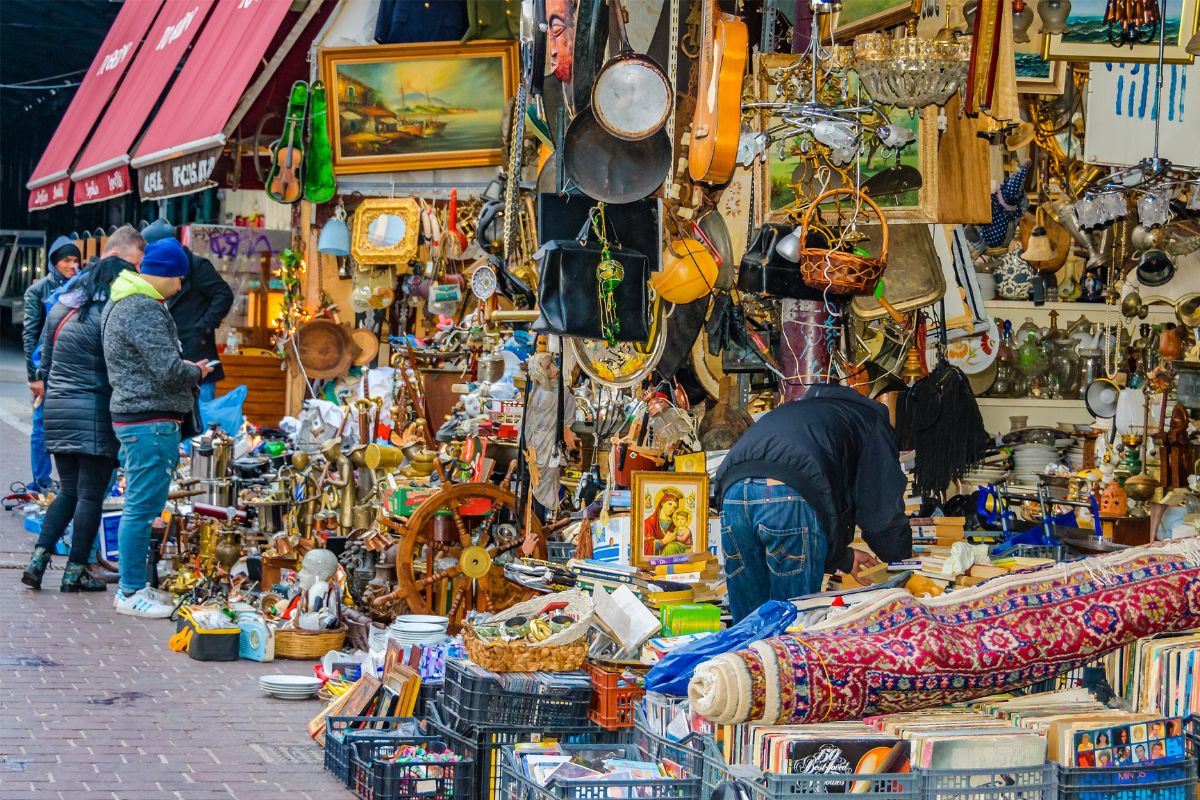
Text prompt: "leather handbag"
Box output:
[[532, 215, 651, 342], [736, 223, 825, 300]]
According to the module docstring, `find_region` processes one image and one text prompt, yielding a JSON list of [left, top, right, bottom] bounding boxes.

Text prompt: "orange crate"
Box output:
[[584, 661, 645, 730]]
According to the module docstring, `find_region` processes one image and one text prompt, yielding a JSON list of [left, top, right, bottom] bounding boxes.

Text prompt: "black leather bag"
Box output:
[[532, 218, 650, 342], [736, 223, 825, 300]]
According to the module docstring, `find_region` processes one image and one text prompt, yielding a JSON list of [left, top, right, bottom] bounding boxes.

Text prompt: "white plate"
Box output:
[[260, 676, 322, 689], [393, 614, 450, 626]]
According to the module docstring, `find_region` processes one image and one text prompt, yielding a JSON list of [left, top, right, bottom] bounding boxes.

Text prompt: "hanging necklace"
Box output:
[[590, 203, 625, 346]]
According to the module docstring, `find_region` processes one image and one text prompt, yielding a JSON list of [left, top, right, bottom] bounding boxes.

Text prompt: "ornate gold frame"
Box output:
[[351, 198, 421, 266]]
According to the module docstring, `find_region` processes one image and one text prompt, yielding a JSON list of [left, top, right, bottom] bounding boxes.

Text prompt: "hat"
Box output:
[[140, 238, 190, 278], [141, 218, 176, 244], [48, 239, 81, 267]]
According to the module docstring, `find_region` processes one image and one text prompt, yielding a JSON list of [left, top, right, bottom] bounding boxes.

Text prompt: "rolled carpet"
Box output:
[[690, 541, 1200, 724]]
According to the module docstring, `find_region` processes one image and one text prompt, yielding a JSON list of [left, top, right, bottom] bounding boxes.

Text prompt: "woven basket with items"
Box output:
[[798, 187, 890, 296], [462, 590, 593, 673]]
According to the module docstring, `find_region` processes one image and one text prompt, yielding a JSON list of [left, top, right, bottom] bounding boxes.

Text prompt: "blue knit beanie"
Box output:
[[140, 238, 189, 279]]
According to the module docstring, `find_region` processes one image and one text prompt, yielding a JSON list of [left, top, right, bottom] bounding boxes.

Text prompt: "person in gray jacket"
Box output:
[[23, 236, 80, 492], [101, 238, 212, 618]]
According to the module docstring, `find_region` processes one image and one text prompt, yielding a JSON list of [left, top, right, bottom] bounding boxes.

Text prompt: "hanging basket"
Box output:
[[798, 188, 890, 296]]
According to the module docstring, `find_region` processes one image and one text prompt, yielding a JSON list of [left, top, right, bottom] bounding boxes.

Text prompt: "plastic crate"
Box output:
[[323, 716, 433, 787], [547, 541, 577, 564], [918, 764, 1056, 800], [350, 738, 473, 800], [498, 742, 702, 800], [415, 681, 443, 719], [1057, 761, 1196, 800], [425, 703, 626, 800], [585, 662, 644, 730], [441, 658, 590, 730], [696, 732, 919, 800]]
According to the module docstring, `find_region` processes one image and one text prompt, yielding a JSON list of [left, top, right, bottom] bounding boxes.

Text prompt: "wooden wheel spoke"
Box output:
[[448, 586, 468, 621], [416, 563, 462, 589], [476, 580, 493, 613], [448, 504, 472, 547]]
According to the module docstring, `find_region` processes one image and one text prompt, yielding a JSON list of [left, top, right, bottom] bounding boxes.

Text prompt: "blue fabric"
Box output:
[[114, 420, 180, 594], [30, 402, 52, 488], [721, 478, 828, 623], [644, 599, 798, 696]]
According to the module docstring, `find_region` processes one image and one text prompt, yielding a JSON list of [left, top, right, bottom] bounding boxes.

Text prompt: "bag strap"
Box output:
[[52, 308, 79, 344]]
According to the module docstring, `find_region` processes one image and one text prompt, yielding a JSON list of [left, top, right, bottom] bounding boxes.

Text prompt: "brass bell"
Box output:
[[1121, 291, 1149, 320]]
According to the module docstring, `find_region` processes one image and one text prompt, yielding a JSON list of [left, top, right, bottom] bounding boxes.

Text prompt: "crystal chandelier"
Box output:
[[848, 28, 972, 110]]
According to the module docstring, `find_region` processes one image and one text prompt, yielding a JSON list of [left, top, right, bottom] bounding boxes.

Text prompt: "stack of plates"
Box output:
[[1011, 443, 1058, 484], [260, 674, 322, 700], [387, 614, 450, 646], [1064, 439, 1086, 471], [961, 466, 1010, 487]]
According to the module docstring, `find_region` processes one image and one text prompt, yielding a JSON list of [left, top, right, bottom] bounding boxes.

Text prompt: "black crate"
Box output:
[[415, 681, 443, 719], [498, 742, 702, 800], [1058, 761, 1197, 800], [350, 739, 473, 800], [324, 716, 433, 787], [426, 703, 627, 800], [441, 658, 590, 730], [919, 764, 1056, 800]]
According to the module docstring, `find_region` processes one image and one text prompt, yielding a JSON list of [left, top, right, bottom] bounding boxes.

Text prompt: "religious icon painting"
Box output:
[[630, 472, 709, 567]]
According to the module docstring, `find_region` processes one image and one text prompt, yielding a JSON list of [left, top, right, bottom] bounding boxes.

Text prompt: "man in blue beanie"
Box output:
[[102, 238, 211, 618], [23, 236, 81, 492], [141, 219, 233, 401]]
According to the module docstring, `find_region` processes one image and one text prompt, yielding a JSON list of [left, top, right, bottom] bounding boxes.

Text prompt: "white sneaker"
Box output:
[[114, 587, 176, 619]]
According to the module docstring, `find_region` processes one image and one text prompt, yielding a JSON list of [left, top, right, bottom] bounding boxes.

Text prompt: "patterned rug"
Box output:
[[690, 541, 1200, 724]]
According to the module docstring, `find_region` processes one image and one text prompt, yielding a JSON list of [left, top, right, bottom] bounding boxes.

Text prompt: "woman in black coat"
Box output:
[[21, 257, 128, 592]]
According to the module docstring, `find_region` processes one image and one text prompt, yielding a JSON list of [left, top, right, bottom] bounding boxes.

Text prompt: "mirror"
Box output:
[[366, 214, 408, 248], [351, 198, 420, 265]]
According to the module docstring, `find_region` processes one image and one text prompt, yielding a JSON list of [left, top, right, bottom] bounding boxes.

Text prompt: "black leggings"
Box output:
[[36, 453, 118, 565]]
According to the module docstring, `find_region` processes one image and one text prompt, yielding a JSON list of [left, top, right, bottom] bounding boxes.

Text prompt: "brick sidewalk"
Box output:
[[0, 415, 352, 800]]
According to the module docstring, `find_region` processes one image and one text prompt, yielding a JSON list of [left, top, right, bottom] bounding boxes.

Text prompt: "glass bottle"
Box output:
[[991, 319, 1018, 397]]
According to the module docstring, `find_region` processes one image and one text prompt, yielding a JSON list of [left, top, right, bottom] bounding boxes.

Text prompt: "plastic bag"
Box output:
[[643, 599, 798, 696], [200, 384, 247, 436]]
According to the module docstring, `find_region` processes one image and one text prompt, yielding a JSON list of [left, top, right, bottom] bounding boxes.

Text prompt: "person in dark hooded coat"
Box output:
[[21, 226, 145, 593]]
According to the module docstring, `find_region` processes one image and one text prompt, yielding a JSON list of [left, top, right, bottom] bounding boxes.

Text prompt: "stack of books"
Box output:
[[910, 517, 967, 546], [567, 558, 726, 607]]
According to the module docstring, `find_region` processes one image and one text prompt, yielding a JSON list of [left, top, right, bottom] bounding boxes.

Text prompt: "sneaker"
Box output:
[[113, 587, 175, 619]]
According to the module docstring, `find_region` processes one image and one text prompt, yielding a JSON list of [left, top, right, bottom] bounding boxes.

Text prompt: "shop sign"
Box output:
[[138, 147, 220, 200], [28, 178, 70, 211], [73, 166, 132, 206]]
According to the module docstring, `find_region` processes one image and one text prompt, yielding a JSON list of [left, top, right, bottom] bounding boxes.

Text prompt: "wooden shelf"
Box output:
[[983, 299, 1175, 320], [976, 397, 1086, 407]]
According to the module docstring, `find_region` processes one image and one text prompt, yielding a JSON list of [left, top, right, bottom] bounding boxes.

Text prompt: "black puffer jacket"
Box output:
[[38, 276, 121, 460]]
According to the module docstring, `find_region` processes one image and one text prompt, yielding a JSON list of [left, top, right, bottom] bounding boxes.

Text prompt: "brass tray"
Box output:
[[849, 223, 946, 320]]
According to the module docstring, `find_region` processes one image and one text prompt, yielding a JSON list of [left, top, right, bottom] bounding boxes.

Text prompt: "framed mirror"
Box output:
[[351, 198, 420, 265]]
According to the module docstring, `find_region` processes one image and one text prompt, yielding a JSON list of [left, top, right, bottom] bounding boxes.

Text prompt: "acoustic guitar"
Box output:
[[687, 0, 748, 185], [266, 80, 309, 205]]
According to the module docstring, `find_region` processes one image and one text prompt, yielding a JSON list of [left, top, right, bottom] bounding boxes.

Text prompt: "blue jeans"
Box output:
[[720, 478, 828, 622], [198, 381, 216, 403], [114, 421, 181, 594], [30, 402, 52, 488]]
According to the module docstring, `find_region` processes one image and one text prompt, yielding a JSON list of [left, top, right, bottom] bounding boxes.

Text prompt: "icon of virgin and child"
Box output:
[[642, 487, 696, 556]]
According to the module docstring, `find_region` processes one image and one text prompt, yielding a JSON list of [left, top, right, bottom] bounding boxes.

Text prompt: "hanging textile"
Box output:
[[689, 542, 1200, 724]]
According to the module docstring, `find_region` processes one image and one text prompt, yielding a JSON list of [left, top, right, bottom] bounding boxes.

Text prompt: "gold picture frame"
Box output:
[[833, 0, 922, 40], [319, 40, 519, 174], [1043, 0, 1199, 63], [351, 198, 421, 266], [752, 53, 940, 223], [630, 472, 709, 568]]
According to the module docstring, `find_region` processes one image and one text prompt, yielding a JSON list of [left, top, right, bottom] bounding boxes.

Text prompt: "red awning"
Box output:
[[26, 0, 164, 211], [129, 0, 293, 188], [71, 0, 216, 206]]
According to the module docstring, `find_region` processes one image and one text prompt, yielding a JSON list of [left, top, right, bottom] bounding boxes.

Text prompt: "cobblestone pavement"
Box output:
[[0, 350, 350, 799]]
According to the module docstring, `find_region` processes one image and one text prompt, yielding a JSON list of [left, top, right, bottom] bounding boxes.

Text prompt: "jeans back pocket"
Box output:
[[760, 525, 811, 577]]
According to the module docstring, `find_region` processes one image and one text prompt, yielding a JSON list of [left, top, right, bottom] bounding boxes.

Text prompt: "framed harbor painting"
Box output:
[[320, 41, 519, 174], [1043, 0, 1199, 62]]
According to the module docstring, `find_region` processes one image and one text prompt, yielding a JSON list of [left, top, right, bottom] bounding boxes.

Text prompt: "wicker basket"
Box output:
[[274, 625, 347, 660], [463, 628, 588, 672], [798, 188, 889, 296], [462, 590, 593, 672]]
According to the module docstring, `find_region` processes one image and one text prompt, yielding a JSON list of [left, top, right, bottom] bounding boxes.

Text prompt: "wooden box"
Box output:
[[214, 353, 288, 428]]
